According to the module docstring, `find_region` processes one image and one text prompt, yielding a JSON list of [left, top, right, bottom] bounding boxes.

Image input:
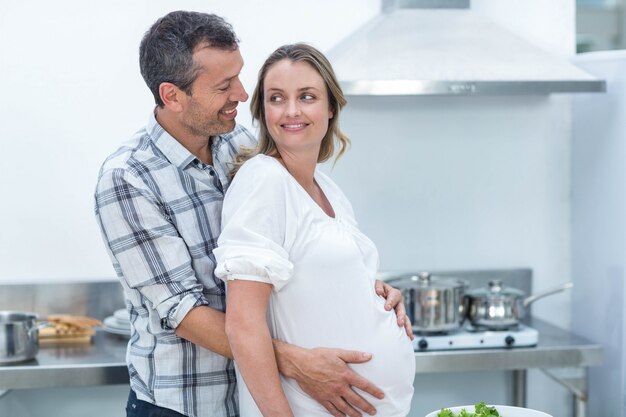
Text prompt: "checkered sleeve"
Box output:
[[95, 167, 208, 330]]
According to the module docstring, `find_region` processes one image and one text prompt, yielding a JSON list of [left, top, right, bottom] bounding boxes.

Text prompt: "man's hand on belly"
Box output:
[[375, 279, 414, 340], [273, 341, 383, 417]]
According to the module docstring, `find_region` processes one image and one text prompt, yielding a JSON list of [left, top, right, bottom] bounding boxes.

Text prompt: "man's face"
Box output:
[[181, 46, 248, 138]]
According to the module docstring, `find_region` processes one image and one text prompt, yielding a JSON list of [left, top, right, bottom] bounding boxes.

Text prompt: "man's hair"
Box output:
[[139, 11, 239, 107]]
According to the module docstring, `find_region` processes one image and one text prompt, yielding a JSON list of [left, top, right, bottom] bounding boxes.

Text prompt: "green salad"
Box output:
[[437, 402, 501, 417]]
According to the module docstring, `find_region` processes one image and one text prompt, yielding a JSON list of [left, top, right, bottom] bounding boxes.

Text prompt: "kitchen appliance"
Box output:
[[413, 323, 539, 351], [326, 0, 605, 95], [386, 272, 468, 333], [0, 311, 44, 364], [384, 270, 542, 351], [465, 280, 573, 329]]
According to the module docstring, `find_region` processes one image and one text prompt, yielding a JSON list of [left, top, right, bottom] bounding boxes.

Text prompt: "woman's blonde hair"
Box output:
[[231, 43, 350, 175]]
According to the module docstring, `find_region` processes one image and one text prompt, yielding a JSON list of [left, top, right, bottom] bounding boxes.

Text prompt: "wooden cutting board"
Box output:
[[39, 314, 102, 345]]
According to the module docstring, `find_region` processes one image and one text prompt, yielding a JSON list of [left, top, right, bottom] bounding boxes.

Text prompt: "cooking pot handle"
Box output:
[[28, 321, 53, 337], [522, 282, 573, 307]]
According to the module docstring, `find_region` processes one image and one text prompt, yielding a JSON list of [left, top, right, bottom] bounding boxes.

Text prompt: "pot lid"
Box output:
[[387, 272, 467, 289], [466, 279, 525, 298]]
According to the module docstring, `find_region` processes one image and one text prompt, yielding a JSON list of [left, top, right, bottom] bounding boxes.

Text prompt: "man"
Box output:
[[94, 10, 412, 417]]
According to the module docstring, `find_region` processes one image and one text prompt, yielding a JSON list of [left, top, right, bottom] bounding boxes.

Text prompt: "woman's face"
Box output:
[[263, 59, 333, 157]]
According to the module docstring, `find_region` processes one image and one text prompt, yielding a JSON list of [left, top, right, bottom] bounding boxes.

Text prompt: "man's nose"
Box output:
[[231, 78, 248, 102]]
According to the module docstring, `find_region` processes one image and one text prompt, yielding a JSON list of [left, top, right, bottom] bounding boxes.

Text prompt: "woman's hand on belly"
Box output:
[[374, 279, 414, 340], [274, 341, 383, 417]]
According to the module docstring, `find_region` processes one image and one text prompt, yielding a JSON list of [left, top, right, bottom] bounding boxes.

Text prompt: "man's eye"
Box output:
[[218, 85, 230, 92]]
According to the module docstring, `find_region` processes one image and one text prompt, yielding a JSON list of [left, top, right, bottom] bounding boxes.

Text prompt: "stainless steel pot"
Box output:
[[464, 280, 573, 330], [0, 311, 43, 364], [387, 272, 468, 333]]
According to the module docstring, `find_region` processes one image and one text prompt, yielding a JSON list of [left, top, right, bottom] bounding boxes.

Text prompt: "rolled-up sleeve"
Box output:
[[95, 168, 208, 330], [214, 159, 296, 292]]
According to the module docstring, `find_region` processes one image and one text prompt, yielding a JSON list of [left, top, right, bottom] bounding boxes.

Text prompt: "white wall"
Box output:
[[0, 1, 579, 417]]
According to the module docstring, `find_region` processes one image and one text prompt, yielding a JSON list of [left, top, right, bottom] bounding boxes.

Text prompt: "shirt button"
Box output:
[[208, 170, 215, 176]]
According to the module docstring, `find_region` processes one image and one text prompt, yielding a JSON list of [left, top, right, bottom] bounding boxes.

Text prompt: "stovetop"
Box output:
[[412, 324, 539, 351]]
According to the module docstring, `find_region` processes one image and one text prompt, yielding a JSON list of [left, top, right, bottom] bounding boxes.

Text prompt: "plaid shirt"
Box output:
[[94, 112, 256, 417]]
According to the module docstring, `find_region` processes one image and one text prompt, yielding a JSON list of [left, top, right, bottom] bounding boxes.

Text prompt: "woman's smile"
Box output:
[[281, 122, 308, 131]]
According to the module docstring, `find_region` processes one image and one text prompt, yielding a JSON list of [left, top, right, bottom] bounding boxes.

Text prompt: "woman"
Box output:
[[214, 43, 415, 417]]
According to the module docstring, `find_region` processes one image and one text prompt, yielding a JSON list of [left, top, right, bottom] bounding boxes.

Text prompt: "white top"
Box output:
[[214, 154, 415, 417]]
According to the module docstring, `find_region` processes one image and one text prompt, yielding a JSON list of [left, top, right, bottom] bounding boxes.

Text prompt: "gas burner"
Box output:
[[413, 329, 463, 337], [464, 323, 521, 333], [412, 324, 538, 351]]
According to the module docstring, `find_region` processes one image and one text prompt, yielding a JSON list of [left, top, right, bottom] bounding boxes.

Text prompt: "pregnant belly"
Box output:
[[348, 335, 415, 412], [346, 310, 415, 412], [270, 295, 415, 416]]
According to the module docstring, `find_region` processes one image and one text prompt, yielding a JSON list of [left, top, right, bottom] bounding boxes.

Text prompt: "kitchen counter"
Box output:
[[0, 278, 602, 416], [0, 317, 601, 388], [0, 332, 127, 389]]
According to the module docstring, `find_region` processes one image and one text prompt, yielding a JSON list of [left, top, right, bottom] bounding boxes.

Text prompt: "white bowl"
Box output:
[[425, 405, 552, 417]]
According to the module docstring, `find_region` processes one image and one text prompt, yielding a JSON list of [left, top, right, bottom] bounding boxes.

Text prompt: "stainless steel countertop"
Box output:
[[0, 332, 128, 389], [0, 318, 602, 390]]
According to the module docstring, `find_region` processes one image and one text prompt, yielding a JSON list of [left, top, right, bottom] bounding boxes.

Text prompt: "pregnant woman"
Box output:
[[214, 43, 415, 417]]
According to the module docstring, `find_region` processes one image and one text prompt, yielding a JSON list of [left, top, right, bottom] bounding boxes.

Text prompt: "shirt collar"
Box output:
[[147, 111, 199, 170]]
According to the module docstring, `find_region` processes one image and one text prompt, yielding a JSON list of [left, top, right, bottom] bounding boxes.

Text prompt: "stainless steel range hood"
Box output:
[[326, 0, 605, 96]]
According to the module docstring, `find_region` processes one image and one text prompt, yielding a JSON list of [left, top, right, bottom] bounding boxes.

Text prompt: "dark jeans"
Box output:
[[126, 389, 187, 417]]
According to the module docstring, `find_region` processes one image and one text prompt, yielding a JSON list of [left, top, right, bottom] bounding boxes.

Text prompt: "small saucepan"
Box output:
[[0, 311, 48, 364], [464, 280, 573, 330], [387, 272, 468, 334]]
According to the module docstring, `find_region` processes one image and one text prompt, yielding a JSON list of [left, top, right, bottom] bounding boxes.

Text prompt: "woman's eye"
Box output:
[[270, 95, 284, 102], [301, 94, 315, 100]]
